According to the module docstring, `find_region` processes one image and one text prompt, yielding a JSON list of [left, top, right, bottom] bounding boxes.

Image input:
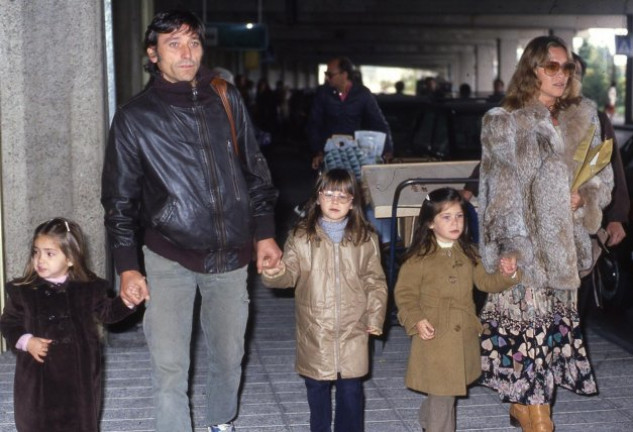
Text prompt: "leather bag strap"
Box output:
[[210, 77, 241, 161]]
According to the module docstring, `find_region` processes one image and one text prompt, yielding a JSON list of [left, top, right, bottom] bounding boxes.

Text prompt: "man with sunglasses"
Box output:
[[306, 56, 393, 170]]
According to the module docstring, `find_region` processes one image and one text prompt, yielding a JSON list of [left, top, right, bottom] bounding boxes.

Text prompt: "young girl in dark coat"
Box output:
[[395, 188, 519, 432], [0, 218, 141, 432]]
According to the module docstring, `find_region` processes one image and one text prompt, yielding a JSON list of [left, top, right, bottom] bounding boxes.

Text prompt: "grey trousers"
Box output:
[[418, 394, 456, 432]]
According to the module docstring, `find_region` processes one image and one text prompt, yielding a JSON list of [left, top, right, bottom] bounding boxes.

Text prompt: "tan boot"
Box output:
[[509, 403, 532, 431], [528, 404, 554, 432]]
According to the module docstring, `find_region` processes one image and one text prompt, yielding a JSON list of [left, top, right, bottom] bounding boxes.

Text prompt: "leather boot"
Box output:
[[528, 404, 554, 432], [509, 403, 532, 431]]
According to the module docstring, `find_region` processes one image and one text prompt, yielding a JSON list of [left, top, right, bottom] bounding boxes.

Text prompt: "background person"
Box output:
[[101, 10, 281, 432], [306, 56, 393, 170], [477, 36, 613, 431]]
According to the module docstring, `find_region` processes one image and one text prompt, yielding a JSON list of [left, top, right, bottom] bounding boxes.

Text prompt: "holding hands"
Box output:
[[499, 255, 518, 278], [415, 319, 435, 340], [262, 260, 286, 277], [27, 337, 52, 363]]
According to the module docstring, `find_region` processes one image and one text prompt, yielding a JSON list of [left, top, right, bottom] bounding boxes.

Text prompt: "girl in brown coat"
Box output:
[[395, 188, 519, 432], [262, 169, 387, 432], [0, 218, 139, 432]]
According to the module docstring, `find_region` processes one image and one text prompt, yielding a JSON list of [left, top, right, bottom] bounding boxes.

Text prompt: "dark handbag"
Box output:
[[589, 231, 620, 308]]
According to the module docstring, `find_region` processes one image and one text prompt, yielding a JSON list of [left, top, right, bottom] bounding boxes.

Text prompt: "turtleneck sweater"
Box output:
[[319, 218, 348, 243]]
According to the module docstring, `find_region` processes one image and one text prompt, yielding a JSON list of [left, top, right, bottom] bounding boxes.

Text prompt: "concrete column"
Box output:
[[499, 37, 519, 88], [459, 49, 476, 93], [0, 1, 108, 278], [551, 28, 577, 53], [476, 43, 497, 93]]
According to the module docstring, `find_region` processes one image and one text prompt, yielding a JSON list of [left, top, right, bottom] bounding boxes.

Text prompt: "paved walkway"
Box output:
[[1, 273, 633, 432]]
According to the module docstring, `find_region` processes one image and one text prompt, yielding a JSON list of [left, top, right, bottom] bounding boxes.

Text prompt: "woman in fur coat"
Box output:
[[478, 36, 613, 431]]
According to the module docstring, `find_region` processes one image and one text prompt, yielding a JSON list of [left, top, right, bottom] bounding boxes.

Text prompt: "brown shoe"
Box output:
[[509, 403, 532, 431], [528, 404, 554, 432]]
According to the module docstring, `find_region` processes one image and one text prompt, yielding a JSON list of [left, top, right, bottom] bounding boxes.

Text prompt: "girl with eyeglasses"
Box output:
[[262, 168, 387, 432], [0, 218, 140, 432], [478, 36, 613, 431]]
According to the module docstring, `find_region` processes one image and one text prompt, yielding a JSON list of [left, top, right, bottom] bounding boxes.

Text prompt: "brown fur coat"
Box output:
[[479, 98, 613, 290]]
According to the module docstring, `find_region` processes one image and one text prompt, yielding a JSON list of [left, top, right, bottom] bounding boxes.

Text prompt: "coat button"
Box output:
[[44, 290, 52, 296], [454, 325, 461, 331], [48, 315, 56, 320], [62, 337, 72, 344]]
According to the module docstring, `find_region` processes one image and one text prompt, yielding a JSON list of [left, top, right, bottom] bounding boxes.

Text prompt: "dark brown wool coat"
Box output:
[[0, 278, 134, 432]]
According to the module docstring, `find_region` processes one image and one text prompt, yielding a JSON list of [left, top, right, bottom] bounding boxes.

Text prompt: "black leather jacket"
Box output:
[[101, 71, 277, 274]]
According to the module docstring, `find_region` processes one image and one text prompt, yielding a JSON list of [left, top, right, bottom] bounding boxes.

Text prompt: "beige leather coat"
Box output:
[[262, 226, 387, 380], [395, 243, 519, 396]]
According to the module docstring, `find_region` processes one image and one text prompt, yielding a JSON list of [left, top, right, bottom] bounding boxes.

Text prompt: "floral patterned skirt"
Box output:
[[479, 284, 598, 404]]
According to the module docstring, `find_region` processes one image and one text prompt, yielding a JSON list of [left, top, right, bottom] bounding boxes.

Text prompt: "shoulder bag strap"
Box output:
[[210, 77, 241, 162]]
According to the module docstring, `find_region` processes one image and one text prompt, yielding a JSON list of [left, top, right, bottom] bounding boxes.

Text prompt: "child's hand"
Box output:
[[262, 260, 285, 277], [499, 255, 518, 277], [367, 326, 382, 336], [27, 337, 52, 363], [415, 319, 435, 340]]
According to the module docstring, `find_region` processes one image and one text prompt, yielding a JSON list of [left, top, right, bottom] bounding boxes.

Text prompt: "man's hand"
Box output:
[[120, 270, 149, 304], [27, 337, 52, 363], [262, 261, 285, 277], [606, 221, 626, 246], [256, 238, 282, 274]]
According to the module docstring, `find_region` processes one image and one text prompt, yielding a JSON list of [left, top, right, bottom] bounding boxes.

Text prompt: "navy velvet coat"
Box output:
[[0, 277, 134, 432]]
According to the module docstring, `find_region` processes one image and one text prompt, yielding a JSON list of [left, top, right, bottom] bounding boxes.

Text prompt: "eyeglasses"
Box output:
[[540, 61, 576, 77], [319, 190, 353, 203], [324, 71, 341, 79]]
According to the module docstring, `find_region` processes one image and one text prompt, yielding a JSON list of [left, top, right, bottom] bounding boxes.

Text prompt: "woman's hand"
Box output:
[[499, 256, 518, 277], [415, 319, 435, 340], [27, 337, 52, 363], [570, 191, 585, 211]]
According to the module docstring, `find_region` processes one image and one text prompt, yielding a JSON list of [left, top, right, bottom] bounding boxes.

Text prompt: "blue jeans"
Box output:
[[143, 247, 249, 432], [304, 375, 364, 432]]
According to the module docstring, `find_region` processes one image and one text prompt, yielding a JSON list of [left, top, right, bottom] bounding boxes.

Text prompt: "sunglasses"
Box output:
[[324, 71, 341, 79], [540, 61, 576, 77]]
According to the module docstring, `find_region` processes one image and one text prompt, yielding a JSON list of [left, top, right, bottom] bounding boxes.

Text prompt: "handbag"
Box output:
[[586, 229, 620, 308]]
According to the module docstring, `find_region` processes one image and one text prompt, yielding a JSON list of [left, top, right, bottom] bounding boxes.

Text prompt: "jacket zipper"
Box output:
[[226, 140, 241, 201], [334, 242, 341, 374], [193, 82, 227, 270]]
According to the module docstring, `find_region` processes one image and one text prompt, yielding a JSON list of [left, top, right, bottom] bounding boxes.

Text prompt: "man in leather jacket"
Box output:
[[100, 10, 281, 432]]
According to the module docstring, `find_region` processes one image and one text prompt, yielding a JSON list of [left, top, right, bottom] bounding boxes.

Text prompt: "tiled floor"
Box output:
[[2, 275, 632, 431]]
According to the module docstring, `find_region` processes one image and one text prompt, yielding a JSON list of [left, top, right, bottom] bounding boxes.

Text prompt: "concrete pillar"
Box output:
[[551, 28, 577, 53], [476, 43, 497, 93], [499, 37, 519, 89], [459, 49, 476, 93], [0, 1, 108, 278]]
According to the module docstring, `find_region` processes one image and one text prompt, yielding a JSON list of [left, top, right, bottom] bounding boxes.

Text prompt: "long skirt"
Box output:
[[479, 283, 598, 404]]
